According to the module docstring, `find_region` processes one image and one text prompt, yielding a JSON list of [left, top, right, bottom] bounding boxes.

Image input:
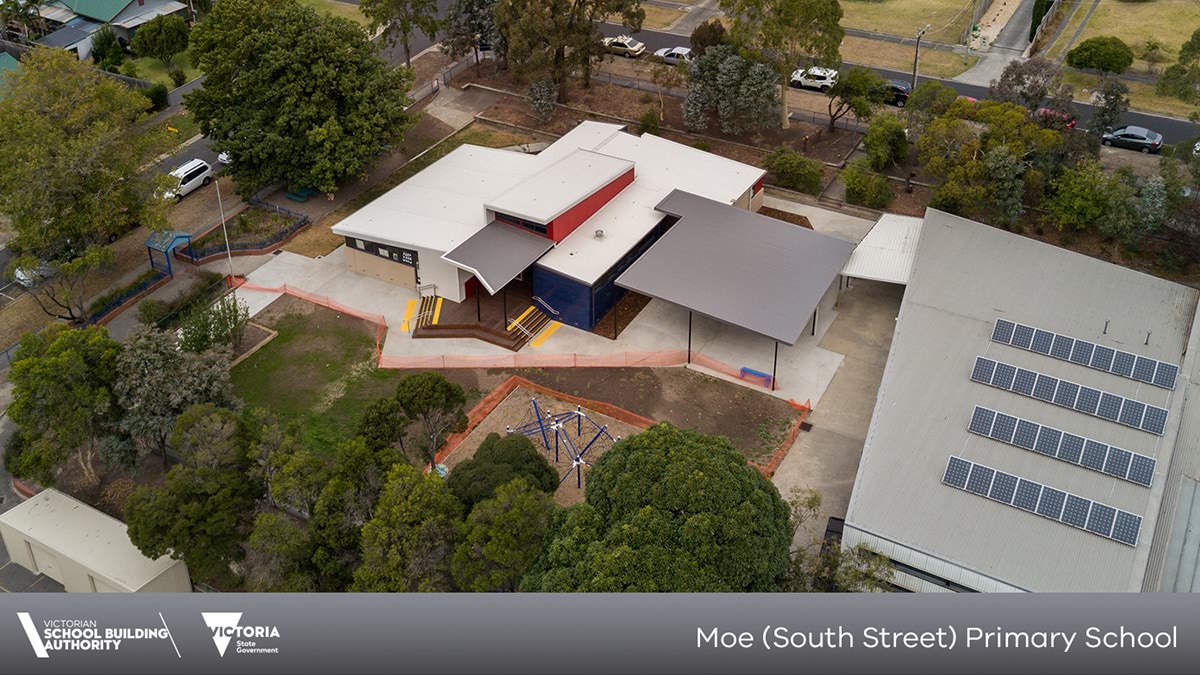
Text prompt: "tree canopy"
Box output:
[[394, 371, 468, 466], [826, 66, 886, 132], [683, 44, 780, 135], [446, 433, 559, 510], [523, 423, 792, 591], [187, 0, 414, 195], [131, 13, 190, 68], [452, 477, 555, 592], [1157, 28, 1200, 105], [361, 0, 442, 66]]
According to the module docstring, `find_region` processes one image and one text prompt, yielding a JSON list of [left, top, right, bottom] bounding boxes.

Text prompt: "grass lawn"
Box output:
[[160, 111, 200, 140], [1062, 70, 1198, 119], [128, 52, 200, 89], [297, 0, 369, 26], [840, 0, 972, 43], [1043, 2, 1089, 62], [843, 36, 977, 79], [1072, 0, 1200, 71]]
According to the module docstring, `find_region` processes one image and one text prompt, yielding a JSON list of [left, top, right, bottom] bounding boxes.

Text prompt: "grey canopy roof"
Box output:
[[441, 220, 553, 294], [616, 190, 854, 345]]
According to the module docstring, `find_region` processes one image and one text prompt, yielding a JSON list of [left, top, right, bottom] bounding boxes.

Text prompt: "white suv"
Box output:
[[789, 67, 839, 92], [164, 158, 213, 201]]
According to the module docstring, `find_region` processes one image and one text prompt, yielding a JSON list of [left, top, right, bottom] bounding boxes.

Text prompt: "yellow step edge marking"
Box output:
[[530, 321, 562, 348], [432, 297, 443, 324], [401, 299, 418, 332], [507, 305, 535, 331]]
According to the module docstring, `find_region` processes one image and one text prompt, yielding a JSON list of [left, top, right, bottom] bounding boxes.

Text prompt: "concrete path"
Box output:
[[424, 86, 501, 129], [762, 195, 875, 244], [993, 0, 1037, 53], [953, 0, 1038, 86]]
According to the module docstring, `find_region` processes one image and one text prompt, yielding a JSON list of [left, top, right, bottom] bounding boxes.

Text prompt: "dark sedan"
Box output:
[[1102, 126, 1163, 153], [880, 80, 911, 107]]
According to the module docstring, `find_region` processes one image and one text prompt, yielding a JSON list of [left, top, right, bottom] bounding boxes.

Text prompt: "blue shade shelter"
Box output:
[[145, 231, 194, 277]]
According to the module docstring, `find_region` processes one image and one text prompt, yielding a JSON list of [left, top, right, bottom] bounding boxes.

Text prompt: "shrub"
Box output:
[[87, 269, 164, 318], [639, 92, 654, 105], [446, 433, 558, 511], [121, 60, 140, 79], [638, 107, 660, 135], [690, 17, 727, 57], [178, 295, 250, 353], [763, 146, 823, 194], [841, 158, 894, 209], [864, 113, 908, 170], [137, 298, 169, 325], [167, 64, 187, 88], [528, 79, 557, 123], [1066, 36, 1134, 74], [142, 83, 170, 112], [136, 271, 225, 329]]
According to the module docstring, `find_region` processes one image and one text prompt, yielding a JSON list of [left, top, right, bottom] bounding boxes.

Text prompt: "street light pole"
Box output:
[[912, 24, 930, 90], [214, 178, 235, 286]]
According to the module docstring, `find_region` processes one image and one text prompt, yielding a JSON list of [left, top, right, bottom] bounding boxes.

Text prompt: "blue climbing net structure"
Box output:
[[507, 397, 619, 490]]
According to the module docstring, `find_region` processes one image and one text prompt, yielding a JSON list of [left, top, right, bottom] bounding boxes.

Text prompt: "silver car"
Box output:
[[653, 47, 692, 66]]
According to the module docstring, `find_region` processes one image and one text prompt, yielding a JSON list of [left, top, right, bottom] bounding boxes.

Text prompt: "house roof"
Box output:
[[0, 52, 18, 75], [841, 213, 923, 285], [845, 209, 1199, 592], [36, 23, 92, 48], [615, 190, 853, 345], [0, 489, 184, 591], [54, 0, 132, 23], [484, 149, 634, 225], [112, 0, 186, 29]]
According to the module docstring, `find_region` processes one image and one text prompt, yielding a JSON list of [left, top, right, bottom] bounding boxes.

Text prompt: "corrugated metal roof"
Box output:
[[441, 221, 553, 294], [57, 0, 131, 23], [112, 0, 185, 29], [0, 489, 183, 590], [615, 190, 853, 345], [484, 149, 633, 224], [845, 210, 1199, 592], [841, 214, 923, 285]]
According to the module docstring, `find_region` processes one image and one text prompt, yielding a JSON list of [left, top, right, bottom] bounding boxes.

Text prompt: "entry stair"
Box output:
[[413, 301, 558, 352]]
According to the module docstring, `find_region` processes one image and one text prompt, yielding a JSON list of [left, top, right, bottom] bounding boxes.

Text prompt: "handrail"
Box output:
[[507, 318, 536, 339], [532, 295, 560, 316], [406, 310, 434, 331], [417, 284, 438, 297]]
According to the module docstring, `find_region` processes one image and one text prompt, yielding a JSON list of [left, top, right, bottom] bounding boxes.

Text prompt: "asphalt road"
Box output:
[[599, 23, 1200, 145]]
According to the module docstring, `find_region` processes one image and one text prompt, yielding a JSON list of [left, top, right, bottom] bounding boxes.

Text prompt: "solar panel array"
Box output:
[[942, 456, 1142, 547], [967, 406, 1156, 487], [971, 357, 1169, 436], [991, 319, 1179, 390]]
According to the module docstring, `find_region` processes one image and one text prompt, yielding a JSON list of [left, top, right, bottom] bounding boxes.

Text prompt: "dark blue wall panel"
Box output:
[[532, 266, 593, 330]]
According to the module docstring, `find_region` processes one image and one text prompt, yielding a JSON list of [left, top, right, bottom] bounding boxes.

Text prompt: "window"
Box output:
[[377, 247, 388, 258], [356, 239, 365, 250], [495, 212, 549, 236]]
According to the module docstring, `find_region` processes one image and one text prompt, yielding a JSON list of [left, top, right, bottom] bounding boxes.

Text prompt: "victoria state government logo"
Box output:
[[201, 612, 281, 656]]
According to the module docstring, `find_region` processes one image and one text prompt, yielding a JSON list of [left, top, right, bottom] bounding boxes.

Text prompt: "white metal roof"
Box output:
[[845, 209, 1199, 592], [841, 213, 923, 285], [112, 0, 186, 29], [484, 149, 633, 224], [0, 489, 184, 591]]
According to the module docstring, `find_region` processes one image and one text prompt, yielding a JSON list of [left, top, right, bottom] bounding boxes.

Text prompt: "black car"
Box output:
[[1101, 126, 1163, 153], [881, 80, 911, 108]]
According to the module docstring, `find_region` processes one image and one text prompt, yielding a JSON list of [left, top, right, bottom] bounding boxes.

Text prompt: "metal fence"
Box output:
[[85, 271, 169, 325], [0, 341, 19, 371], [186, 199, 310, 260], [408, 51, 491, 108]]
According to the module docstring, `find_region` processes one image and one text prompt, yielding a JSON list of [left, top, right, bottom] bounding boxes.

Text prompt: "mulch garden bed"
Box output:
[[760, 207, 813, 228], [591, 290, 653, 340]]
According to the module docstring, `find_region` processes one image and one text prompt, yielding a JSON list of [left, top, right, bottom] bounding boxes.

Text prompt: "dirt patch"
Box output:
[[885, 182, 934, 217], [591, 290, 652, 339], [442, 385, 644, 506], [410, 50, 455, 86], [1098, 146, 1162, 178], [760, 206, 813, 228], [229, 321, 274, 364]]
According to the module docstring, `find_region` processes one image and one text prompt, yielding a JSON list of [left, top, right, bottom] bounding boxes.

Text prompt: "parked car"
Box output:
[[957, 95, 978, 103], [13, 260, 53, 288], [602, 35, 645, 58], [217, 151, 233, 165], [880, 80, 911, 107], [1102, 126, 1163, 153], [789, 67, 838, 92], [653, 46, 692, 66], [162, 158, 214, 201], [1034, 107, 1077, 129]]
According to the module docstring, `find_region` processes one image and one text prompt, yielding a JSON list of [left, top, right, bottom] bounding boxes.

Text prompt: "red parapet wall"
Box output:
[[548, 168, 634, 243]]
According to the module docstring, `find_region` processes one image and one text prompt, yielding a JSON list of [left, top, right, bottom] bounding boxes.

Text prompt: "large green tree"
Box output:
[[125, 406, 264, 579], [1087, 74, 1130, 138], [493, 0, 643, 103], [7, 325, 121, 485], [244, 512, 317, 592], [394, 372, 468, 468], [721, 0, 844, 128], [446, 433, 559, 510], [452, 477, 555, 592], [682, 44, 779, 135], [0, 48, 172, 320], [187, 0, 414, 196], [442, 0, 502, 69], [1157, 28, 1200, 105], [523, 423, 792, 591], [361, 0, 442, 67], [826, 66, 886, 132], [131, 13, 190, 68], [352, 463, 464, 592]]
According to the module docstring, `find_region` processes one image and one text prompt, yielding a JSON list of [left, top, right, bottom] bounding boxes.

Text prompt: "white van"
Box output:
[[164, 159, 213, 201]]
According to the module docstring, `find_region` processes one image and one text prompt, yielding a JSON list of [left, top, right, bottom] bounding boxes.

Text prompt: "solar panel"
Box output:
[[966, 465, 995, 495], [1142, 406, 1168, 436], [971, 357, 997, 383], [1012, 324, 1035, 350], [1031, 329, 1054, 354], [990, 413, 1017, 443], [1153, 362, 1179, 390], [1133, 357, 1157, 383], [1052, 380, 1078, 408], [1013, 480, 1041, 511], [1081, 441, 1109, 471], [1075, 387, 1101, 415], [1118, 399, 1146, 429], [969, 407, 996, 435], [1061, 495, 1091, 529], [992, 362, 1017, 390], [1086, 503, 1116, 537], [989, 472, 1019, 504], [1033, 374, 1058, 401], [1050, 335, 1075, 360], [1070, 340, 1095, 365], [1034, 427, 1062, 456], [1057, 434, 1085, 464], [1112, 351, 1136, 378], [943, 456, 971, 488], [1103, 447, 1132, 479], [1112, 511, 1142, 546], [1127, 455, 1156, 487], [1090, 345, 1116, 372], [1096, 393, 1123, 421], [1037, 488, 1066, 520], [1012, 369, 1037, 396], [992, 319, 1016, 344], [1013, 419, 1039, 449]]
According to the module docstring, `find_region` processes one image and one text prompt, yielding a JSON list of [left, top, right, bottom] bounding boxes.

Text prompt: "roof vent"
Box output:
[[594, 229, 605, 239]]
